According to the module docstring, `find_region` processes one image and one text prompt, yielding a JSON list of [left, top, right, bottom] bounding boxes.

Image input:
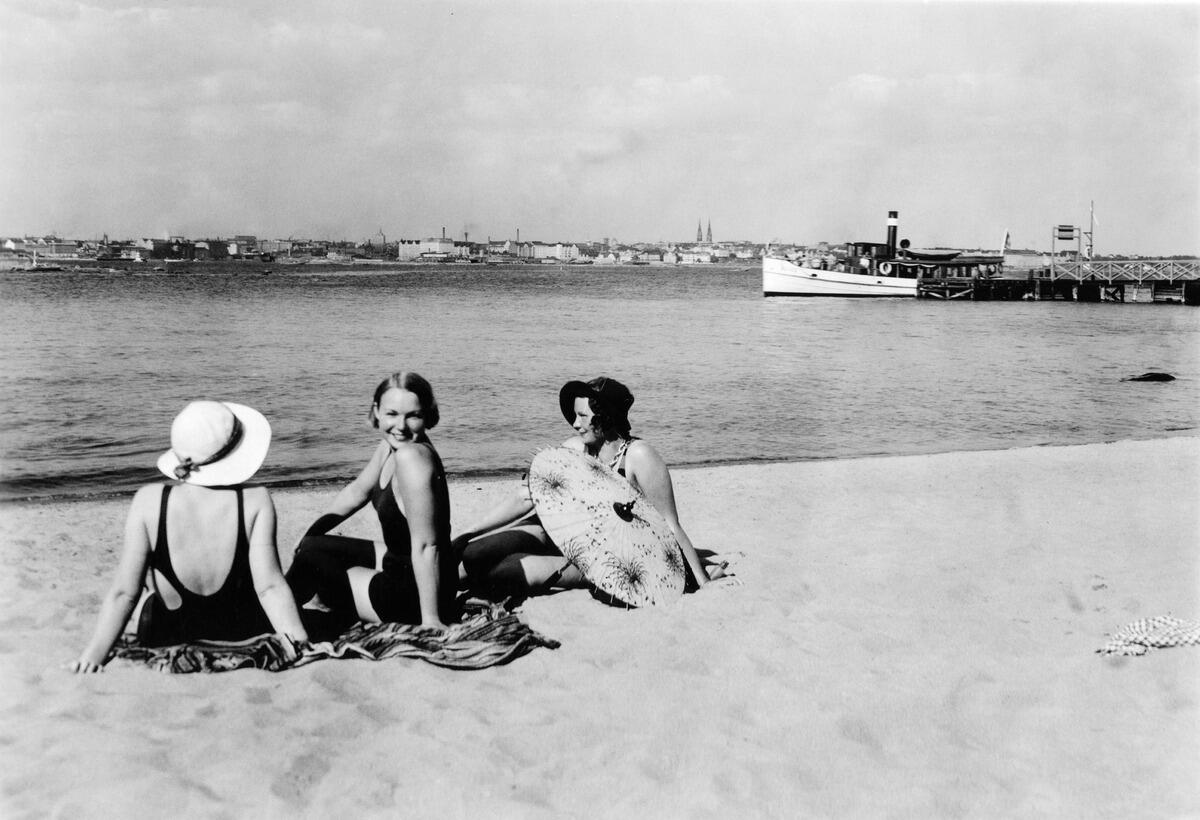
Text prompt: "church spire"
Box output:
[[706, 219, 712, 243], [696, 220, 703, 243]]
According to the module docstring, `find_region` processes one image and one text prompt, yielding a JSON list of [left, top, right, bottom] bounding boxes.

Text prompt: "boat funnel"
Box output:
[[886, 211, 898, 258]]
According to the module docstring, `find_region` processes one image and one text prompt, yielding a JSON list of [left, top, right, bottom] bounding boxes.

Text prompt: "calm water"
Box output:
[[2, 262, 1198, 501]]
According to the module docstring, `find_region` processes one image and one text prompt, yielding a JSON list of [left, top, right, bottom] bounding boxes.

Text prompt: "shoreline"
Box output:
[[3, 431, 1197, 507], [2, 436, 1197, 816], [0, 259, 760, 272]]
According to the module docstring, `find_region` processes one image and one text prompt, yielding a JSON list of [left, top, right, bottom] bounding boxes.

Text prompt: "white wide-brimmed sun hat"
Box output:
[[156, 401, 272, 487]]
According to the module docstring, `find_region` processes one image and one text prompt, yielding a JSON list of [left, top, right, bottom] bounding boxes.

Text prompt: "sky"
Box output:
[[1, 1, 1197, 255]]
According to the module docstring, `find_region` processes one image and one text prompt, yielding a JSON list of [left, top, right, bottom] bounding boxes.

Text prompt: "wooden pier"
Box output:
[[917, 258, 1200, 304]]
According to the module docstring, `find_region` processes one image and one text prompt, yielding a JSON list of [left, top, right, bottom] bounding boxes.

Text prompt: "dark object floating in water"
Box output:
[[1124, 372, 1175, 382]]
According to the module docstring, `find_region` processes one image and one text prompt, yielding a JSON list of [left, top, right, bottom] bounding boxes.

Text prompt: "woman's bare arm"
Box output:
[[451, 483, 535, 549], [625, 441, 710, 588], [393, 444, 449, 630], [72, 485, 157, 672], [245, 487, 308, 641], [303, 442, 388, 537]]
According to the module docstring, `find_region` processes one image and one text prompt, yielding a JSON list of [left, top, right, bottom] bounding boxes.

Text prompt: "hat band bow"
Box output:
[[173, 416, 245, 480]]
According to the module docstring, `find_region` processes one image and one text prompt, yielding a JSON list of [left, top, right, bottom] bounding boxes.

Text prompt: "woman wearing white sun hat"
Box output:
[[72, 400, 308, 672]]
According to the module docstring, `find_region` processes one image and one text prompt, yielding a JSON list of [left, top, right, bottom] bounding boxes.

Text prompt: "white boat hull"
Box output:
[[763, 256, 917, 297]]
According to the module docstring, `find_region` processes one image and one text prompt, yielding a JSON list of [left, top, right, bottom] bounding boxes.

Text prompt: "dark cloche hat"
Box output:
[[559, 376, 635, 424]]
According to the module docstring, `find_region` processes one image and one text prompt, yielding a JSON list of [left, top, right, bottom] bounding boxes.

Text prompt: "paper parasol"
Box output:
[[527, 447, 687, 607]]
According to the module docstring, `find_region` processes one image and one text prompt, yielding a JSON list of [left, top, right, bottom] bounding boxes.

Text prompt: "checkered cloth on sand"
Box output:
[[112, 602, 560, 673], [1097, 616, 1200, 656]]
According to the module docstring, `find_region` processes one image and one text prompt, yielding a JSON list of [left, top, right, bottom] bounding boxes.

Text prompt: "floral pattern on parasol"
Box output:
[[527, 447, 686, 607]]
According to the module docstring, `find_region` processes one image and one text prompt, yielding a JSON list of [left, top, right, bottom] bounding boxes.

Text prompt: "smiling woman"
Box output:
[[284, 371, 457, 637]]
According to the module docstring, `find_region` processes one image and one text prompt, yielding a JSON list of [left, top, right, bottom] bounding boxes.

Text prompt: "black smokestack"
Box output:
[[886, 211, 898, 258]]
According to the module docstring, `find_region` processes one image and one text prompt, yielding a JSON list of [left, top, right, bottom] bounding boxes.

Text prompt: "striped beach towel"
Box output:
[[1097, 615, 1200, 656], [112, 602, 559, 673]]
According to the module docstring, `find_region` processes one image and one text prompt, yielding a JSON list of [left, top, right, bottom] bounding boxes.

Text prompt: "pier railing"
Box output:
[[1048, 259, 1200, 283]]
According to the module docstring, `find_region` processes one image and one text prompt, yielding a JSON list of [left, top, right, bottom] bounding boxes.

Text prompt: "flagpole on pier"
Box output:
[[1087, 200, 1095, 260]]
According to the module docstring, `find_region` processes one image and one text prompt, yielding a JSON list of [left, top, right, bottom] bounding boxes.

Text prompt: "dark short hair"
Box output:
[[587, 396, 632, 439], [369, 371, 439, 429], [559, 376, 634, 439]]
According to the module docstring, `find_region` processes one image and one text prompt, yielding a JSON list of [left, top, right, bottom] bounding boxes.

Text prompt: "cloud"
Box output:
[[836, 73, 900, 104], [0, 2, 1195, 251]]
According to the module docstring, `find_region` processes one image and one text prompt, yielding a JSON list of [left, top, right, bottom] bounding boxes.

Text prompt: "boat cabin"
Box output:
[[900, 251, 1002, 279], [838, 242, 1001, 279]]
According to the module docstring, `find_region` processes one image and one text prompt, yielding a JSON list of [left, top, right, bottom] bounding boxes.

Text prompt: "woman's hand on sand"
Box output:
[[69, 658, 104, 674]]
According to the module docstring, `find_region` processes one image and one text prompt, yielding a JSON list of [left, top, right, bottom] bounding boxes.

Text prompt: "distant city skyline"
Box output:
[[2, 2, 1196, 255]]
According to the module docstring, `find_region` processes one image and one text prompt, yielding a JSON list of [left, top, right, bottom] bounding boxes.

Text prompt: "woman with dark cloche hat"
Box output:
[[454, 376, 728, 599]]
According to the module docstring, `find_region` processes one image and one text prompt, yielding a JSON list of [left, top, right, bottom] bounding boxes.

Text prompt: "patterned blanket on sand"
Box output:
[[112, 602, 559, 673]]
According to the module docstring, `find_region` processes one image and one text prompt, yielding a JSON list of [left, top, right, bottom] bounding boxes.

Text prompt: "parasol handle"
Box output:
[[613, 500, 636, 521]]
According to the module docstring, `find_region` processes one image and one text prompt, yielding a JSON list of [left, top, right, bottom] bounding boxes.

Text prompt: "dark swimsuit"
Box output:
[[287, 473, 458, 628], [367, 479, 456, 622], [136, 485, 273, 646]]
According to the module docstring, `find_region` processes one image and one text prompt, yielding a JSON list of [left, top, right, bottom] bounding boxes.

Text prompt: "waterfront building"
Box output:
[[4, 236, 79, 257], [396, 239, 422, 261], [487, 239, 519, 257], [527, 241, 580, 261]]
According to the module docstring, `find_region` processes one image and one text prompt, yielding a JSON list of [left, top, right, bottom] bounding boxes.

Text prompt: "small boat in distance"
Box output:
[[763, 211, 1001, 297]]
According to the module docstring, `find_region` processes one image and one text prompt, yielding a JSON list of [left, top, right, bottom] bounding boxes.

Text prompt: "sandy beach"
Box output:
[[1, 437, 1197, 818]]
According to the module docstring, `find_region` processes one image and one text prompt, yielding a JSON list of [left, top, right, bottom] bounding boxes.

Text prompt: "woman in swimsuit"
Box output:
[[456, 376, 728, 599], [285, 371, 456, 633], [72, 401, 308, 673]]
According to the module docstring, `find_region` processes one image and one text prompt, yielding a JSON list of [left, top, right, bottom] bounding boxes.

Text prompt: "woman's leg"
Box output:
[[461, 527, 589, 598], [286, 534, 379, 613], [346, 555, 428, 625], [461, 527, 563, 599], [347, 567, 384, 622], [508, 554, 585, 590], [460, 526, 553, 575]]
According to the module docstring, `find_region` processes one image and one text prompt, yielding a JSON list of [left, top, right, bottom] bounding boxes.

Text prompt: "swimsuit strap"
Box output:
[[234, 487, 250, 559], [155, 483, 172, 547], [151, 484, 188, 597], [610, 437, 638, 476], [219, 487, 253, 593]]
